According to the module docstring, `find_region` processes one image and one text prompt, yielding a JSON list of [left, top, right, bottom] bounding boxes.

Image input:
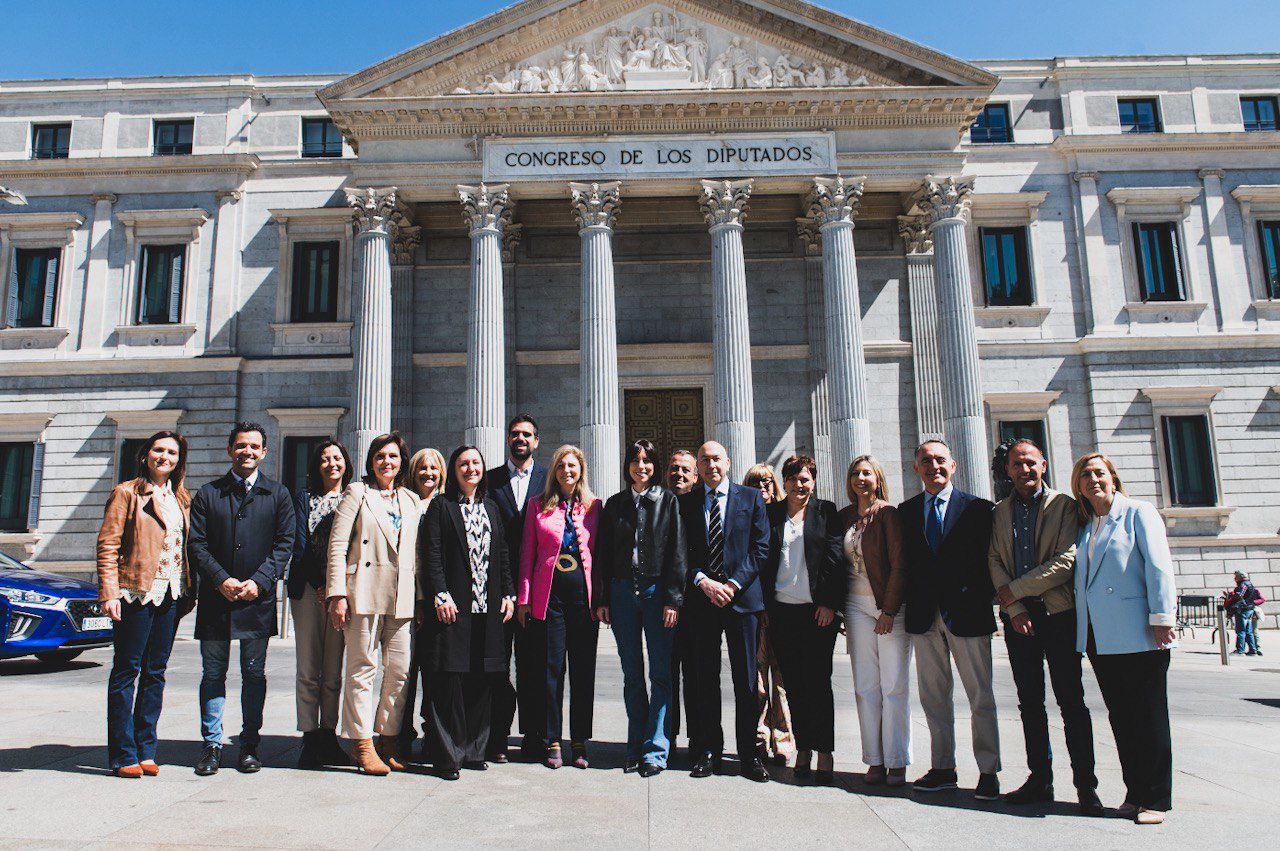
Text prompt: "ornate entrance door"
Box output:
[[623, 388, 705, 468]]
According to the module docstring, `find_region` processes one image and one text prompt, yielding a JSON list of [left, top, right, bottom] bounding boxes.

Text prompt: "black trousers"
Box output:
[[665, 621, 684, 743], [536, 595, 599, 743], [683, 593, 760, 761], [767, 602, 837, 753], [1003, 604, 1096, 791], [427, 614, 494, 770], [1087, 630, 1172, 811], [487, 619, 517, 756], [513, 616, 548, 749]]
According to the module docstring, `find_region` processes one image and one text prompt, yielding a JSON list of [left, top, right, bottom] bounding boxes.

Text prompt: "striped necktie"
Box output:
[[707, 490, 726, 581]]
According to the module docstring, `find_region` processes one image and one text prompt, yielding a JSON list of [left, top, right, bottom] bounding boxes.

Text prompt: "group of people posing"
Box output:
[[95, 414, 1178, 825]]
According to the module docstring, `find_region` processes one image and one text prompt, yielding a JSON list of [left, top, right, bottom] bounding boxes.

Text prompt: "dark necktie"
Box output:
[[925, 495, 944, 552], [707, 491, 726, 581]]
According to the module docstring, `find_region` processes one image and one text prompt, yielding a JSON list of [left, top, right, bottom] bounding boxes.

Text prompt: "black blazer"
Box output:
[[487, 461, 548, 570], [678, 482, 770, 614], [899, 487, 996, 637], [760, 498, 844, 610], [592, 486, 689, 609], [189, 472, 296, 640], [286, 489, 335, 600], [418, 496, 514, 674]]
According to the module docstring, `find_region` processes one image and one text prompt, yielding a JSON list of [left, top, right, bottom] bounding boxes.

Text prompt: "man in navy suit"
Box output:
[[678, 441, 771, 783], [485, 414, 549, 761], [900, 439, 1001, 800]]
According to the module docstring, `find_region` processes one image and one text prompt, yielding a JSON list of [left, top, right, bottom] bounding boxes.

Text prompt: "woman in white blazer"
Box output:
[[327, 433, 422, 776], [1072, 452, 1176, 825]]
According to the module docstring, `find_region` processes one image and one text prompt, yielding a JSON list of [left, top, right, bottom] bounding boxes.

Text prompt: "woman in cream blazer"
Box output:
[[327, 433, 421, 775]]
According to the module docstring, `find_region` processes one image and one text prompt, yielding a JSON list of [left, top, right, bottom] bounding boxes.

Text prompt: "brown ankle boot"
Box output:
[[352, 738, 390, 776], [375, 736, 405, 771]]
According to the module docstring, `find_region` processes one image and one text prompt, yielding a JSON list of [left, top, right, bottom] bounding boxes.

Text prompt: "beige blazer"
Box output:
[[988, 487, 1078, 619], [326, 482, 422, 619]]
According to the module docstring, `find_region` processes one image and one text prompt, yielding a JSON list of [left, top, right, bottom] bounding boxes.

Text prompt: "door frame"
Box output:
[[618, 374, 714, 452]]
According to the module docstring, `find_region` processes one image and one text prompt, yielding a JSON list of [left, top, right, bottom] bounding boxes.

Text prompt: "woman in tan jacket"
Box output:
[[835, 454, 911, 786], [326, 433, 421, 775], [97, 430, 195, 778]]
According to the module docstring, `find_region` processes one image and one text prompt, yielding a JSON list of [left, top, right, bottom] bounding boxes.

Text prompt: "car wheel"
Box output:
[[35, 649, 84, 664]]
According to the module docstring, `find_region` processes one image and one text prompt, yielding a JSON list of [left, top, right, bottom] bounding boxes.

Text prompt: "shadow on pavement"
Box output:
[[0, 734, 303, 776], [0, 658, 103, 676]]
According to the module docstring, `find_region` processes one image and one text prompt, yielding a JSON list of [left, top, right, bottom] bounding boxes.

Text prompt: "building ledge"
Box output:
[[974, 305, 1051, 329], [1124, 301, 1208, 325], [0, 153, 259, 181], [1160, 505, 1236, 530], [0, 326, 69, 351], [1252, 299, 1280, 321], [269, 321, 352, 356], [115, 324, 198, 348], [0, 532, 40, 559]]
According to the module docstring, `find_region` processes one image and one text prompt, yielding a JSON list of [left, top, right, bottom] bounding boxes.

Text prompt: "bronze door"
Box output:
[[623, 388, 705, 469]]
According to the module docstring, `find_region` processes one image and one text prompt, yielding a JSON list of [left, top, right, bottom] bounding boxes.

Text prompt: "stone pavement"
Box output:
[[1, 623, 1277, 849]]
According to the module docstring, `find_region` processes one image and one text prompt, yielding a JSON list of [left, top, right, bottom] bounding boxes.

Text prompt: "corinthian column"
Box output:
[[458, 183, 512, 467], [571, 181, 622, 498], [344, 186, 397, 465], [898, 215, 945, 441], [699, 178, 757, 475], [807, 175, 870, 485], [913, 176, 990, 498], [390, 207, 421, 443]]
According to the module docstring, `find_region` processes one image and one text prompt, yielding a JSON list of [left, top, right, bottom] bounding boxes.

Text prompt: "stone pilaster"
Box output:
[[1198, 168, 1249, 331], [914, 176, 990, 498], [1073, 171, 1120, 334], [898, 214, 945, 442], [206, 189, 242, 354], [78, 193, 116, 351], [344, 186, 397, 466], [798, 217, 835, 502], [807, 175, 870, 487], [459, 183, 512, 467], [699, 178, 757, 476], [390, 206, 421, 443]]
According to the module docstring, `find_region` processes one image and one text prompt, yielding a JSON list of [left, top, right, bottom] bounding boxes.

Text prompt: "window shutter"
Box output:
[[26, 442, 45, 531], [41, 252, 58, 326], [168, 248, 184, 324], [5, 251, 18, 327]]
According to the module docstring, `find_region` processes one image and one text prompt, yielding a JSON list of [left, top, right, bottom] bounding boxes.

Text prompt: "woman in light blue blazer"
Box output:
[[1072, 452, 1176, 825]]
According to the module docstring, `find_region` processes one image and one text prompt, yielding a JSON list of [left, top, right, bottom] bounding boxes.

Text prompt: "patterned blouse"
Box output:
[[461, 498, 492, 613], [307, 490, 343, 534], [121, 481, 185, 606]]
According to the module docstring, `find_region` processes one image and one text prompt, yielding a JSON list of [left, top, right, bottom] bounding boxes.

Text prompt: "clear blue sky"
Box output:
[[2, 0, 1276, 80]]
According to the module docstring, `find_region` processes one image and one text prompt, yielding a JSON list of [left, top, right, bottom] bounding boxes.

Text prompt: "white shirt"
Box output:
[[507, 459, 532, 509], [775, 513, 812, 604], [924, 482, 953, 526], [694, 480, 733, 587], [231, 469, 260, 493]]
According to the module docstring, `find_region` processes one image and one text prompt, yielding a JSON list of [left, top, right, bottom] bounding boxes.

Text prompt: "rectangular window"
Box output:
[[970, 103, 1012, 144], [0, 442, 35, 531], [980, 227, 1033, 306], [118, 438, 148, 483], [999, 420, 1050, 485], [290, 241, 339, 323], [1162, 415, 1217, 507], [137, 244, 185, 325], [1241, 95, 1279, 132], [1118, 97, 1162, 134], [1132, 222, 1185, 302], [1259, 220, 1280, 299], [6, 247, 60, 328], [282, 436, 325, 496], [153, 119, 194, 156], [301, 117, 343, 158], [31, 123, 71, 159]]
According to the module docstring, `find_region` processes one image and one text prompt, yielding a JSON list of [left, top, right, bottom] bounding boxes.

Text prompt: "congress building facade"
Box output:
[[1, 0, 1278, 619]]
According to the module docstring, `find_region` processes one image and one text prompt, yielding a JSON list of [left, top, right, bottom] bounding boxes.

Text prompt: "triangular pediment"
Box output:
[[321, 0, 995, 103]]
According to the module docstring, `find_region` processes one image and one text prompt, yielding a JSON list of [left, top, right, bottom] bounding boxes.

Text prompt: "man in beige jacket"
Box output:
[[989, 439, 1101, 815]]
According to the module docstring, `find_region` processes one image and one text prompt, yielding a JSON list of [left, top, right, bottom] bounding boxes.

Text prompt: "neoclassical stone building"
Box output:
[[1, 0, 1278, 616]]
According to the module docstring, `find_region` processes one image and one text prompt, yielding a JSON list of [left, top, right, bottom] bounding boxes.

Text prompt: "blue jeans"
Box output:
[[107, 597, 179, 769], [1235, 610, 1258, 653], [610, 580, 674, 766], [200, 638, 269, 747]]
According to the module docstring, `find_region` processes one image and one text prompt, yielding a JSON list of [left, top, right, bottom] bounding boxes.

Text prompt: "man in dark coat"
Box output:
[[189, 421, 296, 776]]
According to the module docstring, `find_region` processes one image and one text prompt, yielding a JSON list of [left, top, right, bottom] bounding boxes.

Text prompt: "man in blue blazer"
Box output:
[[678, 441, 771, 783], [485, 414, 549, 761], [900, 440, 1000, 800], [189, 422, 296, 776]]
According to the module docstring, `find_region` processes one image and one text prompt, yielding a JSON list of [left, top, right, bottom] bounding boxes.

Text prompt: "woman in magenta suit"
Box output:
[[516, 445, 601, 769]]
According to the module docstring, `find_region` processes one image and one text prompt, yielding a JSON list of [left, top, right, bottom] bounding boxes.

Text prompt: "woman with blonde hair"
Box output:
[[743, 463, 783, 505], [836, 454, 911, 786], [399, 446, 447, 751], [406, 448, 446, 503], [517, 445, 602, 769]]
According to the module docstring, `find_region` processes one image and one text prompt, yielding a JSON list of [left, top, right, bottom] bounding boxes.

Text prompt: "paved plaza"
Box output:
[[1, 622, 1276, 849]]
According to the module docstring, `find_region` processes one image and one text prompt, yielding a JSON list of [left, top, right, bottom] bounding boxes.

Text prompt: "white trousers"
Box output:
[[341, 614, 413, 741], [911, 613, 1001, 774], [845, 594, 913, 768]]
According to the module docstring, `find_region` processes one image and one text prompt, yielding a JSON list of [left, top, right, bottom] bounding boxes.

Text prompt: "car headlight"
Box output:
[[0, 587, 61, 606]]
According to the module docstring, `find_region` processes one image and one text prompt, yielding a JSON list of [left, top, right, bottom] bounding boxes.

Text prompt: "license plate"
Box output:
[[81, 616, 111, 632]]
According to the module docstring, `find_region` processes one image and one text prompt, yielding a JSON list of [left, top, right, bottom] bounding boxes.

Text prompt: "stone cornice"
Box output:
[[1053, 131, 1280, 156], [0, 153, 260, 182]]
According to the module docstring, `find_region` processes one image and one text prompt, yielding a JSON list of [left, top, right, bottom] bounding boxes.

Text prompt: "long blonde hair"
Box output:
[[846, 454, 889, 504], [1070, 452, 1126, 524], [743, 463, 783, 503], [540, 445, 596, 512], [406, 447, 447, 501]]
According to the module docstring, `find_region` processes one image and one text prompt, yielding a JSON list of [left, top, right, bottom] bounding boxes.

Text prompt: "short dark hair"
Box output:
[[914, 439, 951, 461], [781, 454, 818, 481], [507, 415, 538, 436], [623, 439, 659, 486], [364, 433, 410, 488], [444, 444, 490, 502], [669, 449, 696, 464], [307, 439, 354, 494], [228, 421, 267, 449], [1005, 437, 1044, 458]]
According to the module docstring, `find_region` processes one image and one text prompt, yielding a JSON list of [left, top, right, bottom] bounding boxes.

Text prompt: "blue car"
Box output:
[[0, 550, 113, 663]]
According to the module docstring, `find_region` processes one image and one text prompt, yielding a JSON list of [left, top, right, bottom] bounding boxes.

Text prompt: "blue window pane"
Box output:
[[1119, 98, 1161, 133], [971, 103, 1012, 143], [302, 118, 343, 158], [1260, 221, 1280, 299], [0, 442, 34, 531], [290, 241, 339, 322], [980, 227, 1032, 306], [1133, 222, 1184, 301], [1242, 96, 1279, 132], [1162, 416, 1217, 507]]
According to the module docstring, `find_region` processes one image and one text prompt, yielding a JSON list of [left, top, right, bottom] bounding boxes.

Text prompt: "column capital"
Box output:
[[1198, 168, 1226, 181], [897, 215, 934, 255], [215, 189, 243, 205], [345, 186, 399, 236], [502, 224, 524, 263], [913, 175, 974, 227], [796, 217, 822, 256], [569, 181, 622, 232], [806, 175, 865, 229], [389, 204, 421, 266], [699, 178, 753, 230], [90, 193, 118, 205], [458, 182, 512, 237], [1072, 171, 1101, 184]]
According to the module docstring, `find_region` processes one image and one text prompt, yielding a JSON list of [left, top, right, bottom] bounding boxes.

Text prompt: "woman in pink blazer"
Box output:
[[517, 445, 601, 770]]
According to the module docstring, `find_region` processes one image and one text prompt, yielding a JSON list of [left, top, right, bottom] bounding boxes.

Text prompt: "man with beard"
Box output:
[[486, 415, 548, 761]]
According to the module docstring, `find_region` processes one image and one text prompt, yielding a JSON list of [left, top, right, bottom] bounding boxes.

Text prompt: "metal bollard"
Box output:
[[1217, 604, 1229, 666]]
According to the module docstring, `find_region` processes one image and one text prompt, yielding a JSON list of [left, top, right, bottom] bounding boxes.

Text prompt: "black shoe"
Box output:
[[1004, 775, 1054, 804], [462, 760, 488, 771], [487, 751, 509, 764], [624, 759, 641, 774], [1246, 651, 1257, 656], [691, 753, 715, 778], [794, 763, 813, 779], [742, 758, 770, 783], [194, 744, 222, 776], [320, 731, 354, 767], [711, 757, 729, 776], [814, 769, 835, 786], [520, 736, 545, 761], [913, 768, 958, 792], [439, 765, 460, 781], [974, 773, 1000, 801], [237, 746, 262, 774], [1257, 650, 1264, 657], [297, 732, 322, 770], [1078, 789, 1105, 817], [638, 762, 663, 778]]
